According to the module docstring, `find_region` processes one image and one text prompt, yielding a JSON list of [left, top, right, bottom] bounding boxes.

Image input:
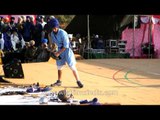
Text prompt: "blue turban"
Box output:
[[26, 16, 30, 19], [49, 18, 59, 28], [41, 38, 48, 43]]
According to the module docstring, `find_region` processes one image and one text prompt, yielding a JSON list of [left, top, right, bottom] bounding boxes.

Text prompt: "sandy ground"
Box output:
[[1, 57, 160, 105]]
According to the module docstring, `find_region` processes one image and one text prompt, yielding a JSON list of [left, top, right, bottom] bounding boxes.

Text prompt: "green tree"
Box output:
[[43, 15, 75, 29], [54, 15, 75, 29]]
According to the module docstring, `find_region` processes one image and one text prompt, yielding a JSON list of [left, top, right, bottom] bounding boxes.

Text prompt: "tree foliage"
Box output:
[[44, 15, 75, 29], [54, 15, 75, 29]]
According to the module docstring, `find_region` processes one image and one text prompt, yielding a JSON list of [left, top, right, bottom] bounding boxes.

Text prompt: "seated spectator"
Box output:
[[24, 40, 37, 63], [0, 32, 4, 50], [20, 42, 30, 63], [68, 34, 73, 48], [97, 36, 104, 49], [0, 48, 4, 64], [10, 29, 20, 51], [34, 38, 50, 62], [10, 28, 25, 51], [91, 35, 98, 49]]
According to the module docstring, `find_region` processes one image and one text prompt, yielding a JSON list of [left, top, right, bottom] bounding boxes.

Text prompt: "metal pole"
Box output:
[[87, 15, 90, 59], [148, 16, 152, 58], [132, 15, 135, 58]]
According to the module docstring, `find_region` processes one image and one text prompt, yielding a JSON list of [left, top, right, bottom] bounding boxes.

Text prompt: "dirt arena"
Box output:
[[0, 58, 160, 105]]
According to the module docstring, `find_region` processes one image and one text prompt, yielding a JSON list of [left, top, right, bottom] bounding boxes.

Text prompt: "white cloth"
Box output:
[[152, 16, 160, 24], [11, 34, 20, 50], [140, 16, 150, 24], [41, 21, 47, 28], [21, 37, 25, 49], [0, 33, 4, 50]]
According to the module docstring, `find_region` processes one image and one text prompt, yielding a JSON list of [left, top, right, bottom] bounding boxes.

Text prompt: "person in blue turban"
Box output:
[[41, 38, 48, 44], [49, 18, 59, 28], [49, 18, 83, 88]]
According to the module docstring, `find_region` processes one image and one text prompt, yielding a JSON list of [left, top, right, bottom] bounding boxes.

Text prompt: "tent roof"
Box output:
[[65, 15, 125, 38]]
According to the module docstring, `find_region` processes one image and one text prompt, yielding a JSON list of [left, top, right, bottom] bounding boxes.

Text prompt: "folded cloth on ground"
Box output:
[[26, 86, 52, 93], [79, 98, 101, 105], [0, 87, 27, 95]]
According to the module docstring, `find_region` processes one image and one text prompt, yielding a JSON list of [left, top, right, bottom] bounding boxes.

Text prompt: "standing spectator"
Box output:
[[0, 16, 4, 32], [33, 17, 43, 47], [16, 16, 24, 35], [3, 28, 13, 51], [22, 16, 33, 42], [2, 17, 10, 33], [39, 15, 46, 28], [9, 17, 16, 31], [43, 16, 55, 47], [21, 15, 26, 24]]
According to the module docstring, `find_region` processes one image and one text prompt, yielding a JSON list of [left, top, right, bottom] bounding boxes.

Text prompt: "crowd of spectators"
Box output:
[[0, 15, 55, 63]]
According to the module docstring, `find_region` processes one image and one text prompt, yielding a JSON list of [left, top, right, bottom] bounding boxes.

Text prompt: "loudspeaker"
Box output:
[[3, 59, 24, 78]]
